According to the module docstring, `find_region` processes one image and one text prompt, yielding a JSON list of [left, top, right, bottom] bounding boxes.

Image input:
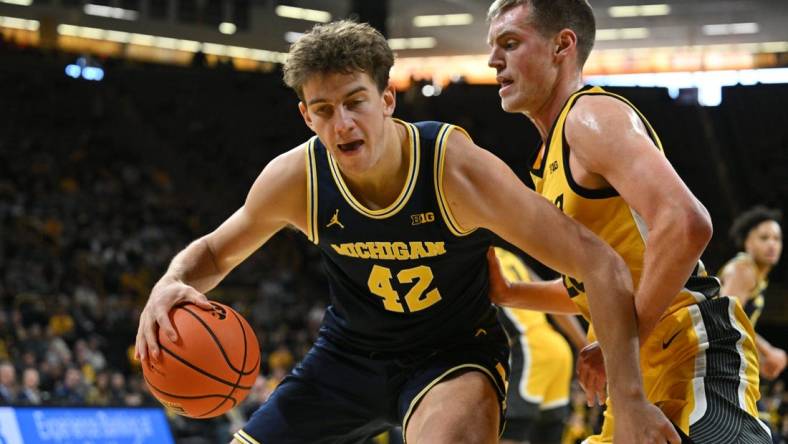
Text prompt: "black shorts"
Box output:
[[235, 321, 509, 444]]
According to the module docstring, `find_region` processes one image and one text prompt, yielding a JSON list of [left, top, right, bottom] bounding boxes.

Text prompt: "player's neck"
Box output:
[[745, 252, 772, 280], [528, 75, 584, 142], [754, 260, 772, 280], [342, 119, 409, 210]]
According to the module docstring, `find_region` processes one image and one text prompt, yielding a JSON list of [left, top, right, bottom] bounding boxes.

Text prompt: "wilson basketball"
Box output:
[[142, 301, 260, 418]]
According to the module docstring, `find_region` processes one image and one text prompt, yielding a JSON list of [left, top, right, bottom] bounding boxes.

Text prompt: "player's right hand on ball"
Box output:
[[135, 277, 213, 363]]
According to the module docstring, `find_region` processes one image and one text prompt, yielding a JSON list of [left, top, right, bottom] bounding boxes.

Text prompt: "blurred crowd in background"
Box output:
[[1, 35, 786, 443]]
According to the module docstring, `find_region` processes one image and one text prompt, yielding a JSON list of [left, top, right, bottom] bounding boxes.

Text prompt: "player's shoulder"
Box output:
[[444, 125, 476, 150], [406, 119, 473, 148], [240, 140, 313, 226], [442, 125, 502, 177], [280, 139, 313, 163], [264, 140, 312, 179], [248, 140, 312, 201], [720, 256, 759, 294], [564, 92, 651, 166], [567, 93, 639, 135], [722, 254, 758, 279]]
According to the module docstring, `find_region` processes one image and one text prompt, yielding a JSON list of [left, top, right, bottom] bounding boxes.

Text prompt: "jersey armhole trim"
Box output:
[[306, 138, 319, 244], [559, 91, 624, 200], [433, 124, 477, 237]]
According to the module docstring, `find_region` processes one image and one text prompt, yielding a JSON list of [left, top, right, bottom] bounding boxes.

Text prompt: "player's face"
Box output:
[[487, 4, 558, 114], [745, 220, 782, 267], [299, 71, 395, 176]]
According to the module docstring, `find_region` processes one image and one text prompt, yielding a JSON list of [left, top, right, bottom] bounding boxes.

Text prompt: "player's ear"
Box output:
[[382, 83, 396, 117], [298, 101, 315, 131], [554, 29, 577, 59]]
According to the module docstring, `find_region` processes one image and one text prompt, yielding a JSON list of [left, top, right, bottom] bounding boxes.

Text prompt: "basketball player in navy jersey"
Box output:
[[135, 20, 675, 444]]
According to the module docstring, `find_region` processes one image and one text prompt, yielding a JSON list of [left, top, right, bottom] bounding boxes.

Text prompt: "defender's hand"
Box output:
[[614, 397, 681, 444], [486, 248, 512, 306], [135, 278, 212, 363], [577, 341, 607, 406], [761, 346, 787, 379]]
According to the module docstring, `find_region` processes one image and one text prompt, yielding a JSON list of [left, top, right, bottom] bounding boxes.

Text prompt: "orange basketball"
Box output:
[[142, 301, 260, 418]]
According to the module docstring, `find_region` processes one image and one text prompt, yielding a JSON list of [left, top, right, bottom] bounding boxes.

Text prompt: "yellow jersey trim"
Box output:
[[531, 85, 664, 190], [433, 124, 476, 237], [530, 85, 595, 179], [585, 89, 664, 149], [400, 363, 506, 443], [325, 119, 419, 219], [720, 253, 767, 326], [234, 429, 261, 444], [305, 138, 319, 244]]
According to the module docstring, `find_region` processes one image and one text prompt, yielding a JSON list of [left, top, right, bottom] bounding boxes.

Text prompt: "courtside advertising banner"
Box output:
[[0, 407, 174, 444]]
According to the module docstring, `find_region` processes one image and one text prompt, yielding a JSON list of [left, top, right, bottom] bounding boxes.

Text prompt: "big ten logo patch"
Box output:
[[410, 212, 435, 226]]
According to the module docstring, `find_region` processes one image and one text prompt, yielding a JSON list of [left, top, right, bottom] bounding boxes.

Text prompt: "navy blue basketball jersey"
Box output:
[[304, 119, 496, 353]]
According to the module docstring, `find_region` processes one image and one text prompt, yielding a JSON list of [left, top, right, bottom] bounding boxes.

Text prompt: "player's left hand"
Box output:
[[486, 248, 512, 305], [577, 341, 607, 406], [761, 346, 787, 379], [614, 396, 681, 444]]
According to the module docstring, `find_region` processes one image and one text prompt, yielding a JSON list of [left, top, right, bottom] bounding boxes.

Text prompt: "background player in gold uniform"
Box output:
[[485, 0, 772, 442], [719, 206, 784, 442], [494, 248, 587, 444], [720, 206, 785, 380]]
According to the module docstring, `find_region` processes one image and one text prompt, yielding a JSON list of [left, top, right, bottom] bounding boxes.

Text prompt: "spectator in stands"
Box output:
[[18, 323, 48, 361], [74, 337, 107, 384], [0, 311, 12, 361], [240, 374, 272, 420], [52, 366, 86, 405], [108, 371, 127, 405], [0, 361, 16, 404], [766, 383, 786, 444], [124, 374, 154, 407], [17, 351, 36, 375], [16, 368, 43, 405], [37, 359, 61, 394], [48, 301, 75, 339], [86, 370, 111, 405]]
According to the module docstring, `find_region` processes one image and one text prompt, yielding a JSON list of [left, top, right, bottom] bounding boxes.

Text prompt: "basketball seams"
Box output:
[[143, 375, 239, 404], [181, 305, 258, 376], [158, 343, 253, 390], [144, 375, 238, 419], [203, 307, 255, 418]]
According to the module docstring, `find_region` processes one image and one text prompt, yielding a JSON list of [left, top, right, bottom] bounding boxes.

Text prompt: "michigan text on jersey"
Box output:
[[330, 241, 446, 260]]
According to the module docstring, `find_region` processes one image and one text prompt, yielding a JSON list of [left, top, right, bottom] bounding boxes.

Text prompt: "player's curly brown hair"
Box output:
[[283, 20, 394, 101]]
